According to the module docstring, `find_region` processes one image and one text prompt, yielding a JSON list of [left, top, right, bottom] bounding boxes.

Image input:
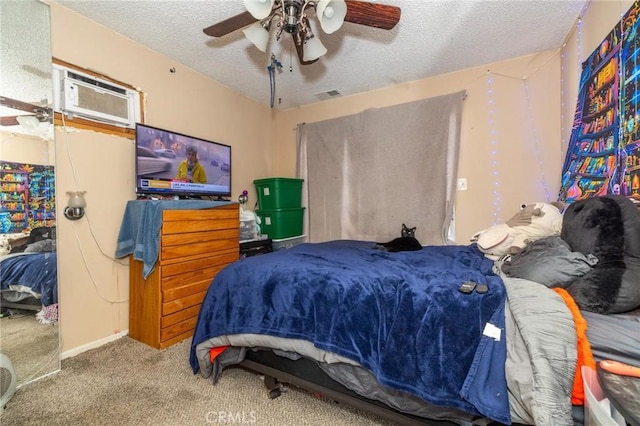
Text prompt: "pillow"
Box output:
[[472, 202, 563, 260], [561, 195, 640, 314], [500, 235, 597, 287], [27, 226, 56, 244], [24, 239, 56, 253]]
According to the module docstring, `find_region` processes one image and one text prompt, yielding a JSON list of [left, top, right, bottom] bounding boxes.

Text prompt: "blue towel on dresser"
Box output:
[[115, 199, 234, 278]]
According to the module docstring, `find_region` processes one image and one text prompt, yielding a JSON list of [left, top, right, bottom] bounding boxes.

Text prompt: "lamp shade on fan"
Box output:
[[243, 22, 270, 52], [316, 0, 347, 34], [303, 35, 327, 62], [16, 115, 40, 130], [243, 0, 275, 20]]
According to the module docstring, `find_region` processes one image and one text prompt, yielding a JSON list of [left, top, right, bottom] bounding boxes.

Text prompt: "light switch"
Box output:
[[457, 178, 468, 191]]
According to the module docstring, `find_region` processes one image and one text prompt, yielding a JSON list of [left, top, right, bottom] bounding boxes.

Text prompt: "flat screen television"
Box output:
[[135, 123, 231, 199]]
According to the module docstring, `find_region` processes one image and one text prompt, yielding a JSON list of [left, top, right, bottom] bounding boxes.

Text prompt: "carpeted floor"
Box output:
[[0, 312, 60, 387], [0, 337, 394, 425]]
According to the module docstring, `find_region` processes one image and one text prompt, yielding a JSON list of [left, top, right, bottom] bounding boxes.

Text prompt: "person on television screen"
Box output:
[[175, 145, 207, 183]]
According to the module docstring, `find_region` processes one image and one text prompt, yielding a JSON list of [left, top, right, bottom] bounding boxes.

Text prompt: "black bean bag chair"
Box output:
[[561, 195, 640, 314]]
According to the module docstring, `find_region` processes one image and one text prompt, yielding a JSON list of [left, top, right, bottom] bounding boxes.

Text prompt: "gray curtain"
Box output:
[[296, 91, 465, 245]]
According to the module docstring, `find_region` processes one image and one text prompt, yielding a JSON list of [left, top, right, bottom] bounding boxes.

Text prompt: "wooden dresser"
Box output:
[[128, 203, 239, 349]]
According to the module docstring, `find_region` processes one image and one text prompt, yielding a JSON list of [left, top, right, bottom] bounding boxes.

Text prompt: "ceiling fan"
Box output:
[[0, 96, 51, 129], [203, 0, 401, 65]]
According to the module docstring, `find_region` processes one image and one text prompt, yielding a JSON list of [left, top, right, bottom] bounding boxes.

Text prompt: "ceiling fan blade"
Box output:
[[0, 116, 20, 126], [344, 0, 401, 30], [203, 11, 258, 37], [0, 114, 49, 127], [0, 96, 48, 115], [293, 32, 319, 66]]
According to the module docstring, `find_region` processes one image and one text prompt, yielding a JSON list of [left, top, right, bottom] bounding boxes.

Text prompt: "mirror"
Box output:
[[0, 0, 60, 388]]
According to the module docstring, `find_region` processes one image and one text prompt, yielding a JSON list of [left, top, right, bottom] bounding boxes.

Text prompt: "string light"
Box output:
[[485, 50, 562, 219], [523, 78, 552, 202], [559, 9, 585, 202], [577, 17, 583, 71], [561, 46, 566, 163], [486, 71, 502, 224]]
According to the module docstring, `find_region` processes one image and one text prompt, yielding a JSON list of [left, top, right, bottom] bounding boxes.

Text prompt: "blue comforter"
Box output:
[[190, 240, 509, 423], [0, 252, 58, 306]]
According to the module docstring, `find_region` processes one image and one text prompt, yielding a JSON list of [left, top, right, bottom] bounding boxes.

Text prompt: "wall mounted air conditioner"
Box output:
[[53, 64, 140, 129]]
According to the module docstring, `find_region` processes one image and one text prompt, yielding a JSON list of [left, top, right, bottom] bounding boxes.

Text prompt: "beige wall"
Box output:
[[1, 133, 54, 165], [275, 51, 562, 242], [49, 2, 274, 353], [47, 0, 630, 354]]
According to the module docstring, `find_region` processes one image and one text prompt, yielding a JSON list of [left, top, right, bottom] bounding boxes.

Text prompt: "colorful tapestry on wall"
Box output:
[[0, 161, 56, 233], [559, 1, 640, 202]]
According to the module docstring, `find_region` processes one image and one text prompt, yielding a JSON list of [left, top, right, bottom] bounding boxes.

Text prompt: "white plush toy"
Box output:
[[471, 202, 564, 260], [0, 236, 10, 256]]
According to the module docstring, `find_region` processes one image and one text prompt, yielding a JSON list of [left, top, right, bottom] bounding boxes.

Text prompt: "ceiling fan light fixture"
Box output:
[[316, 0, 346, 34], [303, 33, 327, 62], [16, 115, 40, 130], [243, 0, 275, 20], [204, 0, 401, 67], [243, 21, 270, 52]]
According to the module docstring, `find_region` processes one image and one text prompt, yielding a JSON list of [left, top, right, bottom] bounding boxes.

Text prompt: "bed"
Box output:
[[0, 227, 58, 322], [189, 195, 640, 425]]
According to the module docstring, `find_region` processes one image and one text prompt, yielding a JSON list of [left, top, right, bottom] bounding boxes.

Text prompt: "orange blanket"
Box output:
[[553, 287, 596, 405], [209, 345, 230, 363]]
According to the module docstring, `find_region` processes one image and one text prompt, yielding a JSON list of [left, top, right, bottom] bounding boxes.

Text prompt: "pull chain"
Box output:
[[289, 38, 293, 72]]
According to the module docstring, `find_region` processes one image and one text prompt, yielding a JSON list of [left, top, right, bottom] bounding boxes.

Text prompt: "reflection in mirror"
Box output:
[[0, 0, 60, 391]]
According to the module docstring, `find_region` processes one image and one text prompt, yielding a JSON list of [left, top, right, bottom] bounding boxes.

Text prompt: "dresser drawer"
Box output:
[[162, 291, 207, 316], [160, 316, 198, 344], [161, 228, 238, 247], [162, 279, 211, 302], [161, 304, 201, 329], [160, 237, 238, 263], [161, 249, 238, 279], [162, 205, 239, 235]]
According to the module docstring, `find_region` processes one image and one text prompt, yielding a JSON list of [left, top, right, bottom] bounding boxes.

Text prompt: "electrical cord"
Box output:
[[58, 115, 128, 304], [59, 114, 127, 264], [268, 54, 282, 108]]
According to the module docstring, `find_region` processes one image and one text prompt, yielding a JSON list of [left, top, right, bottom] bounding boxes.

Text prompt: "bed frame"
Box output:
[[236, 349, 598, 426], [238, 350, 457, 426], [0, 294, 42, 312]]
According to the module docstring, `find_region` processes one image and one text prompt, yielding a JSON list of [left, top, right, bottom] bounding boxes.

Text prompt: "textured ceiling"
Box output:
[[56, 0, 587, 110]]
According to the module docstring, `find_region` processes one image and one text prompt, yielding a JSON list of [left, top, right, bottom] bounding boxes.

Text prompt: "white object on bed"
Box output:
[[0, 239, 10, 257], [582, 366, 626, 426], [472, 202, 563, 260]]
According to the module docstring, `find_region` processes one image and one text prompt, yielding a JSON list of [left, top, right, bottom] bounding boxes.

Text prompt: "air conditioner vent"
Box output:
[[53, 64, 140, 128], [315, 90, 342, 101], [66, 71, 127, 95]]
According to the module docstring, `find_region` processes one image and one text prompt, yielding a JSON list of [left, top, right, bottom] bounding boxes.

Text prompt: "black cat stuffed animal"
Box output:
[[376, 224, 423, 252]]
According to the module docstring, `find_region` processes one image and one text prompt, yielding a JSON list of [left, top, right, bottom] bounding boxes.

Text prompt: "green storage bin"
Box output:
[[254, 177, 303, 210], [256, 207, 305, 239]]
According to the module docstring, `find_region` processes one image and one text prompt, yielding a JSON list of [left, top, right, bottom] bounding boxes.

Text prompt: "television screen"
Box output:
[[135, 123, 231, 198]]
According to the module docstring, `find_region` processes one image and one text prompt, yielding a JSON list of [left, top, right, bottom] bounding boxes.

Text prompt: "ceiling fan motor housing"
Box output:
[[283, 2, 301, 34]]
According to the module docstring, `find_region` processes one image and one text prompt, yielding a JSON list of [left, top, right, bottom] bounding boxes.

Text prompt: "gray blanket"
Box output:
[[501, 276, 577, 425]]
